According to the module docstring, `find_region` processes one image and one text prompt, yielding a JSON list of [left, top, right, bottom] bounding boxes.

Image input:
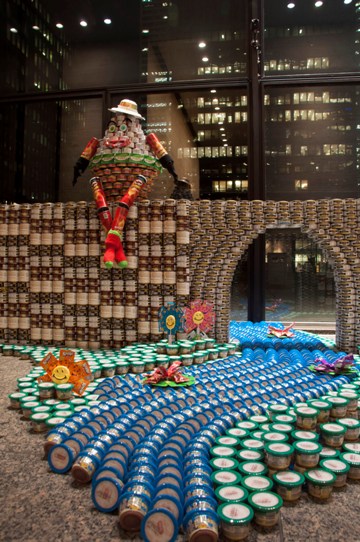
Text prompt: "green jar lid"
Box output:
[[305, 469, 336, 486], [54, 403, 74, 411], [236, 420, 258, 431], [273, 470, 305, 488], [193, 352, 205, 359], [291, 430, 319, 442], [240, 438, 264, 451], [249, 415, 269, 425], [210, 446, 237, 459], [45, 416, 66, 428], [22, 400, 40, 410], [326, 396, 349, 407], [156, 355, 170, 361], [215, 485, 248, 504], [338, 391, 358, 400], [248, 491, 283, 512], [226, 427, 249, 439], [237, 449, 264, 463], [20, 395, 39, 404], [262, 432, 289, 444], [215, 436, 241, 448], [21, 387, 38, 395], [56, 383, 74, 391], [320, 422, 346, 435], [70, 398, 87, 406], [241, 475, 273, 493], [43, 399, 62, 407], [130, 360, 145, 366], [295, 406, 319, 418], [30, 412, 51, 423], [293, 440, 322, 454], [308, 399, 331, 411], [265, 442, 294, 456], [341, 452, 360, 466], [320, 458, 350, 474], [38, 382, 56, 390], [268, 404, 288, 414], [337, 418, 360, 430], [342, 442, 360, 453], [32, 405, 52, 414], [210, 457, 240, 471], [238, 461, 268, 477], [217, 502, 253, 524], [269, 423, 293, 435], [319, 447, 340, 459], [181, 355, 193, 362], [211, 470, 242, 487], [57, 409, 74, 418]]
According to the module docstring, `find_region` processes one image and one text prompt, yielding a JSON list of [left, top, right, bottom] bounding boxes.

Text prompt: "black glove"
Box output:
[[73, 157, 89, 186]]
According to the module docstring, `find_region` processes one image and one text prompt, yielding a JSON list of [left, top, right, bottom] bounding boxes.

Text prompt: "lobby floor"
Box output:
[[1, 354, 360, 542]]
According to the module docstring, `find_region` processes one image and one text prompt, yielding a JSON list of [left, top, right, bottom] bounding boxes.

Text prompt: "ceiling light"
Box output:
[[142, 47, 148, 52], [80, 20, 88, 27], [287, 2, 295, 8], [314, 1, 323, 6], [104, 18, 112, 24], [344, 0, 352, 3], [202, 56, 209, 62], [210, 89, 216, 94], [10, 27, 18, 33], [55, 23, 64, 29], [32, 25, 40, 30], [142, 29, 150, 34], [198, 41, 206, 48], [163, 15, 168, 19], [214, 106, 220, 110], [220, 127, 225, 131]]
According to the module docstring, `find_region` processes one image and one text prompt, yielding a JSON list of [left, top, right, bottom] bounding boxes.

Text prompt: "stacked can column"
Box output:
[[64, 203, 77, 347], [189, 200, 212, 301], [75, 202, 89, 349], [88, 203, 101, 349], [162, 199, 177, 305], [149, 201, 164, 343], [123, 205, 138, 345], [137, 201, 151, 343], [0, 205, 8, 343], [100, 265, 113, 349], [175, 199, 191, 312], [40, 203, 54, 345], [18, 204, 31, 344], [6, 204, 20, 343], [188, 201, 202, 293], [29, 204, 42, 344], [52, 203, 65, 346], [351, 199, 360, 350]]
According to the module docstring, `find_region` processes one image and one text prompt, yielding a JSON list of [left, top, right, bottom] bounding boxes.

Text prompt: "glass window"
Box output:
[[264, 0, 359, 75], [265, 85, 360, 200], [0, 0, 247, 94], [265, 229, 335, 326], [231, 255, 248, 321]]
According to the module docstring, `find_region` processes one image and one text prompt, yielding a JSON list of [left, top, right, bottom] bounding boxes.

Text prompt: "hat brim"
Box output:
[[108, 106, 145, 120]]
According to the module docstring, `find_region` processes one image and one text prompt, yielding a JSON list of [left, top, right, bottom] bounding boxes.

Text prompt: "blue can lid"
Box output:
[[182, 508, 219, 531], [154, 482, 184, 503], [141, 507, 178, 542], [91, 476, 124, 513], [48, 443, 76, 474]]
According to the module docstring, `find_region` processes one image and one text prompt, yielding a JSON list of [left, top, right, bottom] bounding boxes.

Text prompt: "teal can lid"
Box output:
[[32, 405, 52, 414], [269, 423, 293, 434], [268, 404, 288, 414], [238, 461, 268, 477], [211, 469, 242, 486], [294, 406, 319, 418], [337, 418, 360, 430], [320, 423, 347, 435], [240, 438, 265, 451], [237, 449, 264, 463], [217, 502, 253, 524], [248, 491, 283, 512], [55, 403, 74, 411], [320, 458, 350, 474], [45, 416, 67, 428], [341, 452, 360, 466], [319, 447, 340, 458], [209, 457, 240, 471], [272, 414, 296, 424], [265, 442, 294, 456], [262, 432, 289, 444], [215, 484, 248, 504], [210, 446, 237, 458], [308, 399, 331, 411], [56, 383, 74, 391], [293, 440, 322, 454], [291, 429, 319, 442], [215, 436, 241, 448], [241, 475, 273, 493], [305, 468, 336, 486], [272, 470, 305, 487]]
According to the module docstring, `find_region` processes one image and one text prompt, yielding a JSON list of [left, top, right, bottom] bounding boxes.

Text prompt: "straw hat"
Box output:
[[108, 98, 145, 119]]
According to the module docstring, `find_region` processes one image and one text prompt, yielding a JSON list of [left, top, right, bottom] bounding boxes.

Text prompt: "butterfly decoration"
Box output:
[[143, 361, 195, 387], [267, 322, 295, 338], [309, 354, 358, 376]]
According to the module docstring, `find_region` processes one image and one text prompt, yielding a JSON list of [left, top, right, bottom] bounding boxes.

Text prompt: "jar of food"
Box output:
[[272, 414, 296, 425], [293, 441, 322, 468], [326, 396, 349, 419], [181, 355, 193, 366], [295, 406, 319, 431], [30, 412, 51, 433], [268, 423, 293, 438], [342, 442, 360, 454], [193, 352, 206, 365], [272, 470, 304, 503], [21, 400, 40, 419], [211, 470, 242, 488], [265, 442, 294, 471], [8, 392, 27, 409], [210, 446, 237, 459], [38, 382, 56, 400], [216, 436, 241, 449], [319, 447, 340, 460], [118, 492, 151, 532], [215, 485, 248, 504], [241, 475, 273, 493], [338, 391, 358, 412], [55, 383, 74, 401], [250, 415, 269, 425], [319, 458, 350, 488], [308, 399, 331, 423], [236, 420, 258, 431], [337, 418, 360, 441], [217, 502, 254, 541], [116, 361, 130, 375], [141, 507, 178, 542], [262, 432, 289, 445], [341, 452, 360, 481], [305, 469, 335, 502], [166, 343, 179, 356], [183, 509, 219, 542], [248, 491, 283, 529], [320, 423, 346, 448]]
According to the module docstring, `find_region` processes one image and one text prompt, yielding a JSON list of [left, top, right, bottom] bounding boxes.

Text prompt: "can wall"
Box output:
[[0, 199, 359, 352]]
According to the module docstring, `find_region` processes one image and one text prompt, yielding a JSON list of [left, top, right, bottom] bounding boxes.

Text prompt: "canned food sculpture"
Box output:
[[73, 98, 190, 268]]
